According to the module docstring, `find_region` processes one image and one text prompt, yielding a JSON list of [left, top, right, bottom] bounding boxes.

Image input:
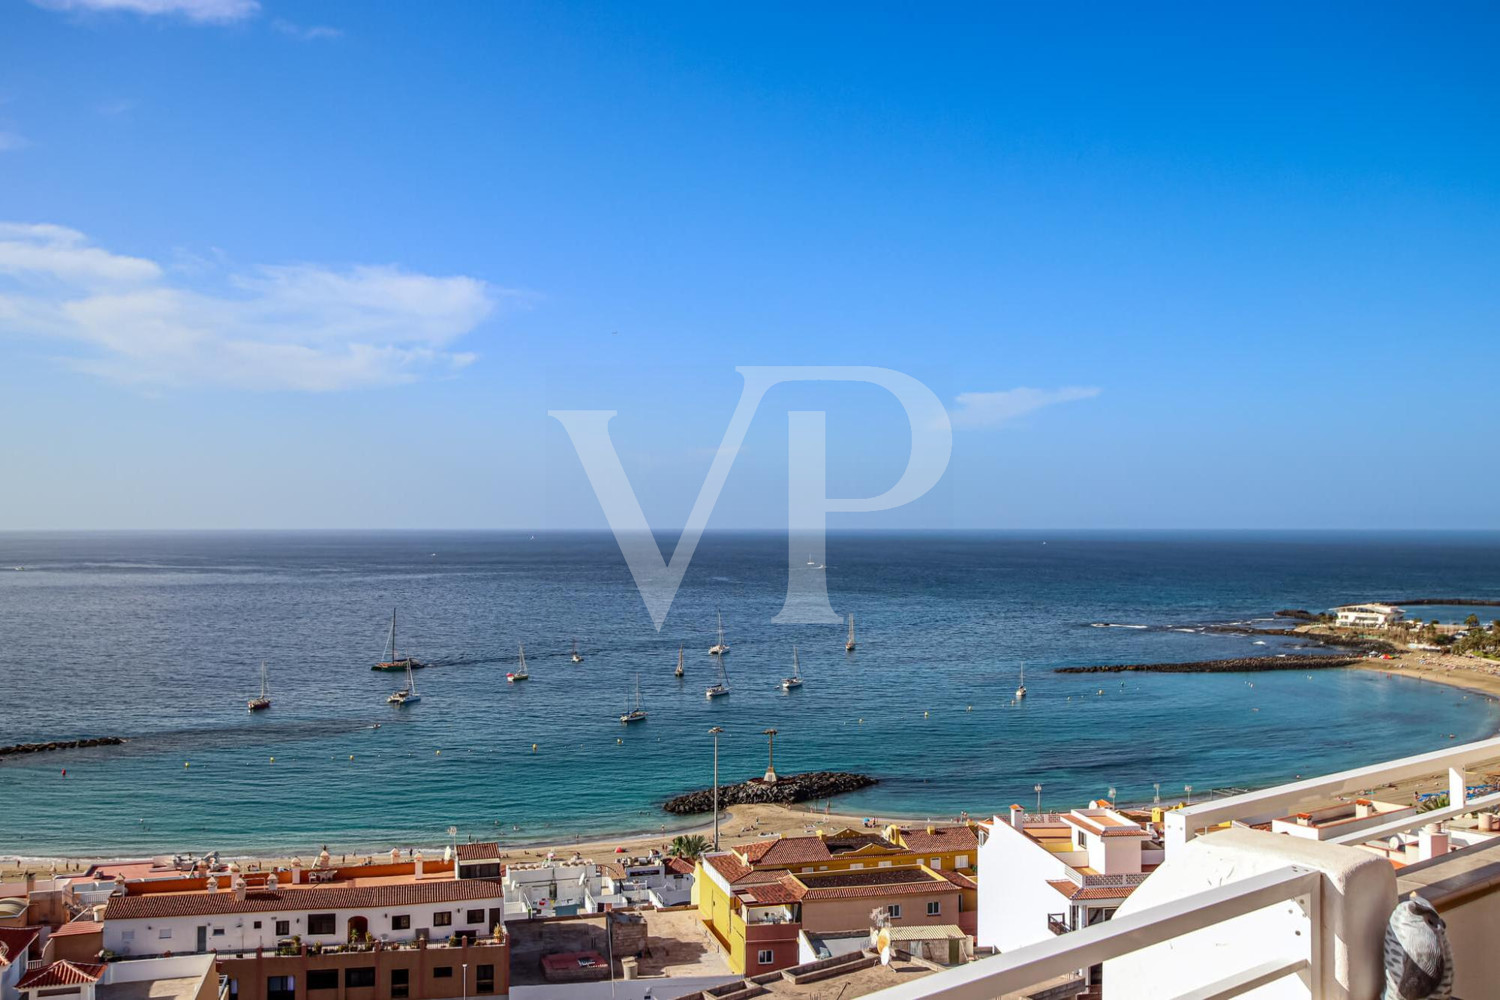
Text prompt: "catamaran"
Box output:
[[708, 610, 730, 655], [620, 675, 647, 723], [781, 646, 803, 692], [845, 613, 856, 651], [571, 639, 583, 664], [373, 608, 426, 672], [507, 643, 530, 683], [1015, 664, 1027, 701], [705, 656, 730, 699], [674, 645, 684, 678], [247, 661, 271, 712], [387, 659, 421, 706]]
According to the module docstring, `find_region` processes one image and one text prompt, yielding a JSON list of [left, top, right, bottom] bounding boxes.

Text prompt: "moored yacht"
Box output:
[[507, 643, 530, 683], [781, 646, 803, 692], [248, 661, 271, 712]]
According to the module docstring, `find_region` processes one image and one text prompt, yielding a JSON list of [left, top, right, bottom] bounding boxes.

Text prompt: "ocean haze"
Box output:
[[0, 529, 1496, 856]]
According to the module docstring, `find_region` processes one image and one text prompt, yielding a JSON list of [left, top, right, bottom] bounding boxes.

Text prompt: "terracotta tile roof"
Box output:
[[937, 869, 977, 890], [1045, 879, 1138, 902], [0, 927, 40, 968], [703, 853, 754, 884], [796, 867, 951, 901], [50, 920, 102, 938], [1062, 814, 1148, 839], [16, 960, 106, 989], [737, 879, 805, 905], [665, 857, 695, 875], [456, 842, 500, 862], [103, 878, 504, 920], [895, 826, 979, 853]]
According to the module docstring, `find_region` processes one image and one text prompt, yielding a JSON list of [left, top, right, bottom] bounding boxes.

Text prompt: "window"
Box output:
[[213, 928, 226, 937], [344, 967, 375, 989], [849, 863, 864, 870], [307, 914, 336, 936], [955, 855, 969, 868], [433, 911, 452, 927], [391, 915, 410, 930], [878, 860, 892, 867], [266, 976, 295, 1000], [466, 909, 485, 925], [930, 858, 942, 869], [433, 968, 453, 980], [252, 921, 262, 930], [159, 928, 173, 940], [227, 979, 237, 1000], [927, 901, 941, 916], [121, 930, 135, 943], [390, 969, 409, 999], [886, 904, 902, 919], [274, 920, 290, 937], [757, 950, 774, 966], [306, 971, 338, 991], [476, 964, 494, 994]]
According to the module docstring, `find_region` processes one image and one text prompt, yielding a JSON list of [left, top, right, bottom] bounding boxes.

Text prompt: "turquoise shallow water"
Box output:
[[1, 530, 1497, 857]]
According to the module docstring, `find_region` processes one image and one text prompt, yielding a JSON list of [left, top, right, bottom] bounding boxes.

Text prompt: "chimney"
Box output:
[[24, 872, 35, 893], [925, 825, 935, 835], [1009, 805, 1025, 832], [233, 877, 246, 902], [207, 875, 219, 893], [290, 859, 302, 885], [1419, 823, 1450, 861], [415, 851, 425, 879]]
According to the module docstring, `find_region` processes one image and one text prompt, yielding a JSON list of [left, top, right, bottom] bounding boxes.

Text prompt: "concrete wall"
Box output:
[[1103, 828, 1394, 1000], [218, 939, 508, 1000], [800, 890, 958, 934]]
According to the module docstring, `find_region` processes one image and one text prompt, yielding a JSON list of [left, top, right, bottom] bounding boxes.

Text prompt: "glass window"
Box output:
[[465, 909, 484, 924], [267, 976, 295, 1000], [307, 971, 338, 991], [927, 901, 941, 916], [757, 950, 774, 965], [308, 914, 336, 936], [886, 904, 902, 919], [433, 968, 452, 979], [391, 915, 411, 930], [476, 964, 495, 994], [390, 969, 409, 999], [344, 968, 375, 989], [433, 912, 452, 927], [159, 928, 172, 940], [274, 920, 290, 937], [252, 922, 262, 930], [955, 855, 969, 868]]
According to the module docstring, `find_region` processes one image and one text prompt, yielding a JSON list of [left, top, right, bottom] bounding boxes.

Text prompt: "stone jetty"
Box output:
[[0, 736, 126, 757], [1056, 655, 1359, 674], [663, 771, 877, 815]]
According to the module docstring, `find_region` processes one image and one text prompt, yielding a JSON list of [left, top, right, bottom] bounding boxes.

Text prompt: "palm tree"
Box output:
[[668, 834, 710, 859]]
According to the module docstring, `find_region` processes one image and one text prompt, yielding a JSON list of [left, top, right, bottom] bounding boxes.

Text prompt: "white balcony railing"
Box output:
[[1165, 733, 1500, 855], [863, 865, 1320, 1000]]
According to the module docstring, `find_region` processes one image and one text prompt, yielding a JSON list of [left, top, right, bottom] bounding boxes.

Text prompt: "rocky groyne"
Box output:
[[1056, 655, 1359, 674], [663, 771, 877, 815], [0, 736, 126, 757]]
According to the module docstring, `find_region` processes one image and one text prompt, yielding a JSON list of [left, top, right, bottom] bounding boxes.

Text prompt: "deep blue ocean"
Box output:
[[1, 530, 1498, 858]]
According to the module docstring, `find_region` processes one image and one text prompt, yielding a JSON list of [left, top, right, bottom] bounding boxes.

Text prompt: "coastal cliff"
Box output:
[[663, 771, 877, 814]]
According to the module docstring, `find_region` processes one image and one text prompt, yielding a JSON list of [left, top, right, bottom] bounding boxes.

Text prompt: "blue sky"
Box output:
[[1, 1, 1497, 529]]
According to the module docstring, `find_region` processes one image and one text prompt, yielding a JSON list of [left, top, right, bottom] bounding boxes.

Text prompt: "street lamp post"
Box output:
[[460, 963, 467, 1000], [1107, 786, 1116, 808], [1184, 784, 1194, 805], [1034, 783, 1043, 814], [1153, 782, 1161, 807], [709, 727, 724, 851]]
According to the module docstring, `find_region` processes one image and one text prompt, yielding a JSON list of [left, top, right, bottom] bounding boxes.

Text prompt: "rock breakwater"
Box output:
[[663, 771, 877, 815]]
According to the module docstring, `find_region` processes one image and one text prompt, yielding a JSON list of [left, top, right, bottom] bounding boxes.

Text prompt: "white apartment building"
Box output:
[[101, 878, 506, 956], [975, 803, 1162, 958], [1333, 603, 1404, 628], [500, 861, 601, 920]]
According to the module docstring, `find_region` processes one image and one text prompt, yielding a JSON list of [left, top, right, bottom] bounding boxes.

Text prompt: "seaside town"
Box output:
[[5, 603, 1500, 1000]]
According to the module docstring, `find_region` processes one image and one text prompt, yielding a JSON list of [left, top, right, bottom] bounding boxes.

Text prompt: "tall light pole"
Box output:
[[460, 963, 467, 1000], [1184, 784, 1193, 805], [1107, 786, 1116, 808], [1034, 783, 1043, 814], [709, 727, 724, 851], [1153, 783, 1161, 807], [762, 728, 778, 784]]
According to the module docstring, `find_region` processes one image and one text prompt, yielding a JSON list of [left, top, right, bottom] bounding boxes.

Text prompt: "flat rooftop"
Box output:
[[97, 977, 204, 1000]]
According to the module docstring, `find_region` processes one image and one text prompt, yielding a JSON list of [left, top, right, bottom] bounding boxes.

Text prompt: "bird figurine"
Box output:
[[1382, 892, 1452, 1000]]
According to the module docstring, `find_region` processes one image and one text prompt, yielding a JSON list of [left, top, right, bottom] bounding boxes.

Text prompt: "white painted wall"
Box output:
[[1103, 828, 1394, 1000], [975, 819, 1074, 952], [104, 894, 503, 957]]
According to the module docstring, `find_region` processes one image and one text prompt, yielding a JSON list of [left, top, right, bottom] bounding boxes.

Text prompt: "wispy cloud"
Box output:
[[28, 0, 259, 23], [271, 18, 341, 41], [950, 386, 1101, 428], [0, 222, 507, 391], [0, 131, 30, 152]]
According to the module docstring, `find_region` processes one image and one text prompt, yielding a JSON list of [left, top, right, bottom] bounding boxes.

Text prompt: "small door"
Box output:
[[488, 907, 502, 931], [196, 925, 208, 952]]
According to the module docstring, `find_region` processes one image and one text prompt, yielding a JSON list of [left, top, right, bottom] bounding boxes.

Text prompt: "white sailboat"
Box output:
[[708, 611, 730, 655], [1015, 664, 1027, 701], [620, 675, 647, 723], [571, 639, 583, 664], [845, 613, 856, 652], [508, 643, 530, 683], [705, 656, 730, 699], [781, 646, 803, 692], [674, 645, 684, 678], [248, 661, 271, 712], [387, 659, 421, 705], [806, 552, 817, 566]]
